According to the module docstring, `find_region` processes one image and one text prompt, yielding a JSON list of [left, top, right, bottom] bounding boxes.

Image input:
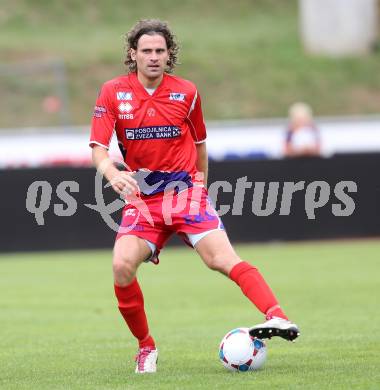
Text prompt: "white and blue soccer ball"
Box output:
[[219, 327, 267, 372]]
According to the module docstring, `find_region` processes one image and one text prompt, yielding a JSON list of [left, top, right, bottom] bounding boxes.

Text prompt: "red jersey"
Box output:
[[90, 72, 207, 195]]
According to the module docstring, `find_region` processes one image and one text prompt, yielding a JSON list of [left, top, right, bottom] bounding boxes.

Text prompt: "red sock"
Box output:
[[114, 278, 155, 349], [229, 261, 288, 320]]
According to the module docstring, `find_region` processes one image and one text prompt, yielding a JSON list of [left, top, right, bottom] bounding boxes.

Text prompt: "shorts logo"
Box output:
[[125, 126, 181, 141], [116, 92, 133, 100], [125, 209, 136, 217], [169, 92, 186, 102], [118, 102, 133, 113]]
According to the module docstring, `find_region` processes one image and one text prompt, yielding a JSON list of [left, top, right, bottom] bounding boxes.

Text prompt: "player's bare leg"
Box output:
[[194, 230, 241, 275], [113, 235, 158, 373], [195, 230, 299, 341], [113, 235, 151, 286]]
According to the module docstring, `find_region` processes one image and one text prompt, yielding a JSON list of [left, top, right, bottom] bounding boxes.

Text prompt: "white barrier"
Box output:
[[0, 116, 380, 168]]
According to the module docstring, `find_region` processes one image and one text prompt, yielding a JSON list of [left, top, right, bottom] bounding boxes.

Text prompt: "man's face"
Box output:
[[130, 34, 169, 81]]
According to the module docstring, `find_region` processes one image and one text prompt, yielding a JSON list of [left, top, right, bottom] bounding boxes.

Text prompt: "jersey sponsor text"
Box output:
[[125, 126, 181, 140]]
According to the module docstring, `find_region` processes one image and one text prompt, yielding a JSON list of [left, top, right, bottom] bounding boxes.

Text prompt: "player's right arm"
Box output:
[[90, 82, 139, 196], [92, 146, 139, 195]]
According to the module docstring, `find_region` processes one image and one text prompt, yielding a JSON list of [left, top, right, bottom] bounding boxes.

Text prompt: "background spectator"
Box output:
[[284, 102, 321, 157]]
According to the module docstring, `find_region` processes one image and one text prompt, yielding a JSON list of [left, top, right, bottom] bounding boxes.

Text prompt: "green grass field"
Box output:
[[0, 241, 379, 389]]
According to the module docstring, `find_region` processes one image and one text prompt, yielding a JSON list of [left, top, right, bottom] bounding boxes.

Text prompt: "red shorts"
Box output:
[[116, 186, 224, 260]]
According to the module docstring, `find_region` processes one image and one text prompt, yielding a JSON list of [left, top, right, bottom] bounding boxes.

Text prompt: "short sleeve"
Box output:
[[187, 91, 207, 144], [89, 83, 116, 149]]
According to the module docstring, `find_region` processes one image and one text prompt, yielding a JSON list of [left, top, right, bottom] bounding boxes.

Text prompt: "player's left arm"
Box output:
[[196, 142, 208, 186], [188, 89, 208, 185]]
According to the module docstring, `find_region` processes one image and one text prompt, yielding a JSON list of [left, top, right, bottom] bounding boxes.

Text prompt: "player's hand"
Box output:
[[108, 171, 140, 197]]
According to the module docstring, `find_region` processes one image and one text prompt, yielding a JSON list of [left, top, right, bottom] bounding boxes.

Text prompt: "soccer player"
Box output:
[[90, 19, 299, 374]]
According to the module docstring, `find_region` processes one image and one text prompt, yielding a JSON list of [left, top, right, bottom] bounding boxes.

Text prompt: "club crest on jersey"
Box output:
[[147, 108, 156, 117], [118, 102, 133, 113], [116, 91, 133, 100], [169, 92, 186, 102]]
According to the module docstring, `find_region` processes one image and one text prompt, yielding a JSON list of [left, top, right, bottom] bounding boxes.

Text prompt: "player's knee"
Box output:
[[112, 253, 138, 282], [205, 255, 222, 271], [205, 253, 240, 274]]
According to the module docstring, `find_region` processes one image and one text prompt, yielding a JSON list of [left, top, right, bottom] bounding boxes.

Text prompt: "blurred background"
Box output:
[[1, 2, 380, 388], [1, 0, 380, 250], [1, 0, 380, 125]]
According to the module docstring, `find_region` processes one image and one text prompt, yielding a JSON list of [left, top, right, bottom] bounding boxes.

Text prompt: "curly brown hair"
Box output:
[[124, 19, 179, 73]]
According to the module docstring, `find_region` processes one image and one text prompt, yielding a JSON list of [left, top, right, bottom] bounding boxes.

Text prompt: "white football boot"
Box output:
[[249, 317, 300, 341], [135, 347, 158, 373]]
